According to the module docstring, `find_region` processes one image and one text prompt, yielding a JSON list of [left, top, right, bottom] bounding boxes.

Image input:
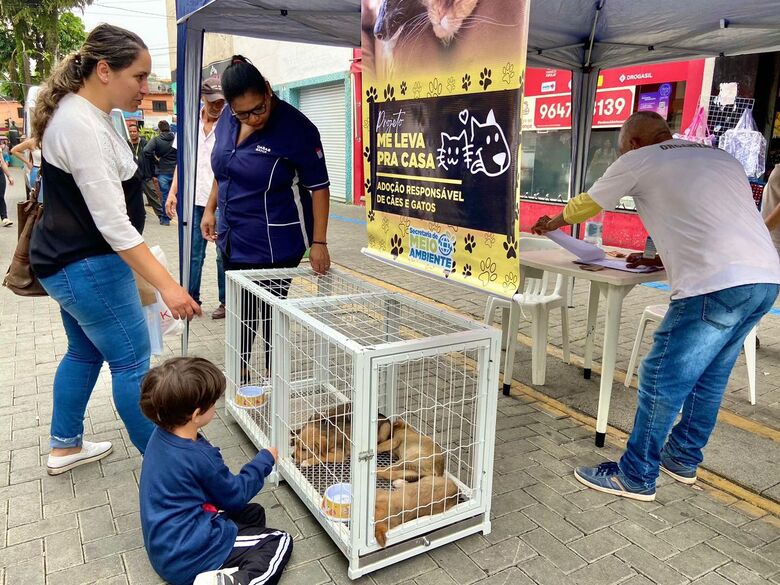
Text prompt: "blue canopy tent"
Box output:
[[174, 0, 780, 354]]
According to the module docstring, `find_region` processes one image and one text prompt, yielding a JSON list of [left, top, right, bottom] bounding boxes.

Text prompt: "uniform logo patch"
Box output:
[[315, 147, 324, 159], [255, 145, 271, 154]]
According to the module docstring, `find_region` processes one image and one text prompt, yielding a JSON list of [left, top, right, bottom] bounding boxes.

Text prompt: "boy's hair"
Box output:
[[140, 357, 225, 430]]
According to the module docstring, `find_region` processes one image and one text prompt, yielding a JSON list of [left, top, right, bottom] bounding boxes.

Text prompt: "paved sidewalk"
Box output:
[[0, 171, 778, 585]]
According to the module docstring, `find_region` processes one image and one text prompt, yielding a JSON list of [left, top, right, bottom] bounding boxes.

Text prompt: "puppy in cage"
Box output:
[[139, 358, 292, 585], [374, 475, 460, 547], [375, 419, 444, 483]]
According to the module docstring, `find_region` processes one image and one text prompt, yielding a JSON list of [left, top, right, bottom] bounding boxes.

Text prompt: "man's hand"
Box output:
[[201, 208, 217, 242], [309, 243, 331, 275], [532, 215, 554, 235], [165, 193, 177, 219], [626, 252, 664, 269]]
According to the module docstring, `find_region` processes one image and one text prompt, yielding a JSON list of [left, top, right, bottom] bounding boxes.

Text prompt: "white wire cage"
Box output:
[[225, 272, 501, 578]]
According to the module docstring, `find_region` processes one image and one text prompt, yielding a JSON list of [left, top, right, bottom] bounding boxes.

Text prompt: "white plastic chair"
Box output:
[[485, 237, 571, 391], [625, 304, 757, 405]]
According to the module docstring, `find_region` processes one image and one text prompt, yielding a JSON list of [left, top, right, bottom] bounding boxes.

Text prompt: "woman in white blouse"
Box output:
[[29, 24, 201, 473]]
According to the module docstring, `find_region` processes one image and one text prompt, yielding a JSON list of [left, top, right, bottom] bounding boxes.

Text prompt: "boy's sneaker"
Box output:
[[194, 568, 239, 585], [47, 441, 113, 475], [574, 461, 656, 502], [2, 218, 13, 227], [659, 451, 697, 485]]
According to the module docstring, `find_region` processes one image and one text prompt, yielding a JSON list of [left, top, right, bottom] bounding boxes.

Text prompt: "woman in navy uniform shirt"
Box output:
[[202, 56, 331, 382]]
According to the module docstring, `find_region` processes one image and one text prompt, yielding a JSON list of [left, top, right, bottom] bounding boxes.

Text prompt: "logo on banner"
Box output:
[[541, 81, 556, 93], [436, 110, 511, 177], [408, 227, 454, 269]]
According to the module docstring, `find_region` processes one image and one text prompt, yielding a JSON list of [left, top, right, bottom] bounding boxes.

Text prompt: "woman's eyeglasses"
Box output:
[[230, 99, 268, 121]]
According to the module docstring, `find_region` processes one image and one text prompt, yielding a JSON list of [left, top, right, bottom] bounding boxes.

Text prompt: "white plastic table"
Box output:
[[517, 248, 667, 446]]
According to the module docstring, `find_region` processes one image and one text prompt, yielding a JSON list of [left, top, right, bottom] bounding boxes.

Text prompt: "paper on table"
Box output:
[[544, 229, 662, 273]]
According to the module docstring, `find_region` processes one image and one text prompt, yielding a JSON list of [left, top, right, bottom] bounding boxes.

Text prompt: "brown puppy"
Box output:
[[375, 419, 444, 482], [292, 404, 392, 467], [374, 475, 459, 547]]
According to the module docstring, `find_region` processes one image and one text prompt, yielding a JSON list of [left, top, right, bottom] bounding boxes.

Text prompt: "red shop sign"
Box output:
[[533, 87, 635, 130]]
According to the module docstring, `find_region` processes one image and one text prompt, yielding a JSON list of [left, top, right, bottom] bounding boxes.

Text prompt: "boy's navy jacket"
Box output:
[[140, 426, 275, 585]]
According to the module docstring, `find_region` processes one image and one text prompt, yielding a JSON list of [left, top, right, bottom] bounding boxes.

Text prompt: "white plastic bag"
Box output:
[[144, 305, 164, 355], [718, 108, 767, 178], [148, 245, 185, 338]]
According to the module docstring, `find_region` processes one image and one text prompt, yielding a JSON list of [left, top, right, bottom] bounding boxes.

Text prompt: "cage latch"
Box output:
[[358, 450, 375, 461]]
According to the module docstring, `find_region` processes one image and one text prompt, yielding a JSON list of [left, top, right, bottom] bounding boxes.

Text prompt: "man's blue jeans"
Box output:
[[189, 205, 225, 305], [619, 283, 778, 489], [39, 254, 156, 453]]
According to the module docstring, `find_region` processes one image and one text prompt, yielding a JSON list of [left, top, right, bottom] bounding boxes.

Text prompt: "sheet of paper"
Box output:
[[545, 229, 605, 263], [575, 258, 662, 273]]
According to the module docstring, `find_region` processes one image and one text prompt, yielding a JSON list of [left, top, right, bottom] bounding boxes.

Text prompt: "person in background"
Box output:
[[11, 136, 43, 199], [165, 77, 227, 318], [7, 120, 20, 148], [201, 56, 332, 382], [144, 119, 176, 225], [127, 122, 165, 224], [139, 357, 291, 585], [533, 111, 780, 502], [1, 138, 10, 164], [1, 152, 14, 226], [29, 24, 201, 471], [762, 165, 780, 256]]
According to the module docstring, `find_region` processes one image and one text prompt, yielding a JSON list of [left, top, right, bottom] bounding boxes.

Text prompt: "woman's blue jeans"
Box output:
[[619, 283, 778, 489], [39, 254, 155, 453], [189, 205, 225, 305]]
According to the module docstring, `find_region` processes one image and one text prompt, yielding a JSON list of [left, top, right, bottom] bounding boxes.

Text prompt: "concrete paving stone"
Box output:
[[40, 475, 74, 506], [282, 561, 332, 585], [658, 520, 720, 551], [620, 575, 656, 585], [607, 499, 672, 534], [708, 535, 780, 578], [696, 511, 766, 549], [73, 471, 138, 499], [6, 511, 78, 546], [287, 533, 340, 568], [667, 543, 730, 580], [115, 512, 142, 535], [654, 482, 697, 506], [470, 537, 537, 574], [493, 451, 537, 474], [371, 552, 437, 585], [455, 533, 491, 555], [11, 444, 40, 472], [569, 554, 636, 585], [274, 485, 312, 521], [526, 436, 577, 461], [0, 537, 43, 568], [615, 544, 693, 585], [649, 499, 707, 527], [689, 493, 749, 526], [78, 504, 116, 543], [517, 555, 573, 585], [568, 528, 631, 562], [490, 488, 536, 517], [83, 529, 144, 561], [7, 491, 42, 528], [523, 483, 582, 517], [521, 503, 584, 544], [731, 500, 770, 521], [528, 449, 578, 475], [491, 469, 536, 496], [716, 562, 775, 585], [294, 514, 326, 538], [320, 553, 377, 585], [100, 456, 143, 479], [565, 488, 616, 511], [525, 466, 580, 495], [43, 489, 108, 518], [757, 536, 780, 564], [495, 425, 537, 443], [565, 506, 624, 534], [4, 556, 45, 585], [472, 567, 535, 585], [9, 461, 49, 485], [122, 548, 166, 585], [494, 439, 537, 459], [45, 527, 84, 573], [429, 541, 486, 584], [611, 520, 680, 560], [485, 510, 538, 544], [740, 517, 780, 544], [690, 573, 735, 585], [108, 485, 141, 518], [46, 555, 127, 585], [92, 577, 130, 585], [524, 528, 587, 573]]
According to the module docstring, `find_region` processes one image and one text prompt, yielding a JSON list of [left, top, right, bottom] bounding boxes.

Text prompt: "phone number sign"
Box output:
[[532, 87, 635, 129]]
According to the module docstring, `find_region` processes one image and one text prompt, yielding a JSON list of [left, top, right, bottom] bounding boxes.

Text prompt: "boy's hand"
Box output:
[[266, 447, 278, 462]]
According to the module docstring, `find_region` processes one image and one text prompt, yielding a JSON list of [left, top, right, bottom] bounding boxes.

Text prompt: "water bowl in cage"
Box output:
[[233, 385, 269, 409], [321, 483, 352, 522]]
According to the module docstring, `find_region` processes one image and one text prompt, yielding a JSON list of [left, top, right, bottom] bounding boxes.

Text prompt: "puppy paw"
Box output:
[[392, 479, 408, 488], [300, 460, 312, 468]]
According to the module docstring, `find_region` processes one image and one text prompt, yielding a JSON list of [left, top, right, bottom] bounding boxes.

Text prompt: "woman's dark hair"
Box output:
[[221, 55, 268, 103], [32, 24, 147, 141], [158, 120, 170, 132], [140, 357, 225, 430]]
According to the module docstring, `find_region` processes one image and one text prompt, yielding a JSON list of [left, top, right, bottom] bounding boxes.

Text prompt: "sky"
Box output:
[[73, 0, 173, 79]]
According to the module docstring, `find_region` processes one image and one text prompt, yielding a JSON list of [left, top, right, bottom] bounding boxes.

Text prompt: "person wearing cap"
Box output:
[[165, 77, 227, 318], [144, 120, 177, 225]]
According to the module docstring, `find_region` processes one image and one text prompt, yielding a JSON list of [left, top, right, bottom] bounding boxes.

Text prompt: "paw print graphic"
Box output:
[[427, 221, 442, 232], [479, 67, 493, 90], [398, 217, 411, 235], [462, 263, 472, 277], [366, 86, 378, 103], [462, 73, 472, 91], [364, 178, 372, 196], [400, 81, 408, 95], [381, 216, 390, 233], [464, 233, 477, 253], [412, 81, 423, 99], [503, 234, 517, 259], [384, 84, 395, 101], [450, 260, 457, 274], [503, 272, 519, 291], [479, 258, 498, 285], [363, 146, 371, 160], [390, 234, 404, 257], [483, 233, 496, 248], [368, 210, 375, 222], [446, 76, 456, 93], [427, 78, 443, 98], [502, 62, 516, 85]]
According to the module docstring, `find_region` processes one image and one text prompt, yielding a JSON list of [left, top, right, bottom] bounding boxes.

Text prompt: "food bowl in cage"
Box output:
[[321, 483, 352, 522], [233, 385, 269, 409]]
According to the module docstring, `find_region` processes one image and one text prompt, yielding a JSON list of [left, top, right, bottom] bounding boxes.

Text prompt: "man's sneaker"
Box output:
[[212, 304, 226, 320], [659, 451, 697, 485], [193, 568, 239, 585], [1, 218, 13, 227], [47, 441, 113, 475], [574, 461, 656, 502]]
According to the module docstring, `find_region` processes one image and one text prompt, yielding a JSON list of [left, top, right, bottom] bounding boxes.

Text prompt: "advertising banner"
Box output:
[[361, 0, 529, 297]]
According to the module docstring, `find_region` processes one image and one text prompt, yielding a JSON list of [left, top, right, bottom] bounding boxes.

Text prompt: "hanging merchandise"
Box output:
[[719, 108, 767, 179], [672, 106, 715, 146]]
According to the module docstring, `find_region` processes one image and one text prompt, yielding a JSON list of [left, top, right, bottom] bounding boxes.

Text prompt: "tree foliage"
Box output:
[[0, 0, 91, 101]]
